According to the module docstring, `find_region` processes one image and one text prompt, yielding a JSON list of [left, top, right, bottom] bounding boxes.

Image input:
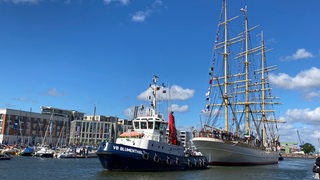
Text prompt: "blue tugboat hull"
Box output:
[[96, 142, 208, 171]]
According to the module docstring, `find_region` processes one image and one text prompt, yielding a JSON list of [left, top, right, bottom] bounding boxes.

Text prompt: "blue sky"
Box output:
[[0, 0, 319, 149]]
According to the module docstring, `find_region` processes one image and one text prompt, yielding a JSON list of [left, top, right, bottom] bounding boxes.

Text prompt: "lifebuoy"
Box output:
[[187, 159, 191, 167], [142, 152, 149, 160], [199, 159, 203, 167], [166, 157, 171, 165], [203, 159, 208, 166], [153, 154, 160, 163], [194, 159, 198, 167]]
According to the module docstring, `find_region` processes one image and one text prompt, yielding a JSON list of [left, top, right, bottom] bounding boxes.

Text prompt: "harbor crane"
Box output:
[[297, 130, 304, 147]]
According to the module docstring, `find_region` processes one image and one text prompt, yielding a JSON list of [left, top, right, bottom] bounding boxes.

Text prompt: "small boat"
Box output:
[[1, 147, 19, 156], [75, 147, 98, 158], [19, 147, 34, 156], [33, 146, 55, 158], [55, 148, 77, 159], [96, 75, 208, 171], [0, 153, 11, 160]]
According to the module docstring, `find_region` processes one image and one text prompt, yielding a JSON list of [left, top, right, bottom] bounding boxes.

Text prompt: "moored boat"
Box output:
[[96, 75, 208, 171], [54, 148, 77, 158], [75, 146, 97, 158], [1, 146, 19, 156], [0, 153, 11, 160], [33, 146, 55, 158], [192, 0, 284, 166], [19, 146, 34, 156]]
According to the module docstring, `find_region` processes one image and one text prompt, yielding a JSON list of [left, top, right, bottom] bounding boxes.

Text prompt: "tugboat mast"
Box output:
[[150, 75, 159, 116]]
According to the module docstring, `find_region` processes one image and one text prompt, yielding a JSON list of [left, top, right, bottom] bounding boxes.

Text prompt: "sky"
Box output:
[[0, 0, 319, 150]]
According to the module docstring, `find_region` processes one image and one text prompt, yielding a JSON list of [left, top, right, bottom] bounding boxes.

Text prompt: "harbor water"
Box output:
[[0, 156, 316, 180]]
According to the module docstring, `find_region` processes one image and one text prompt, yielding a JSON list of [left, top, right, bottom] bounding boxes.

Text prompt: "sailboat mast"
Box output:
[[243, 7, 250, 135], [223, 0, 229, 132]]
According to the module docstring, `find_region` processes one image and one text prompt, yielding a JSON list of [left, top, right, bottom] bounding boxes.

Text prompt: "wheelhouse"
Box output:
[[133, 116, 168, 131]]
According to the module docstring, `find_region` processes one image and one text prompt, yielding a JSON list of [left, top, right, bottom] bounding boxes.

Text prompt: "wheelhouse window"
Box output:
[[148, 121, 153, 129], [134, 121, 140, 129], [159, 123, 167, 131], [155, 122, 160, 130], [141, 121, 147, 129]]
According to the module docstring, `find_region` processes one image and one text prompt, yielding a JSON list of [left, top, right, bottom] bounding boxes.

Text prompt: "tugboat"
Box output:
[[96, 75, 208, 171]]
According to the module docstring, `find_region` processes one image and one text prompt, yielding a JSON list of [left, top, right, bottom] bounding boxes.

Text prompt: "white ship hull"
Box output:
[[193, 137, 279, 166]]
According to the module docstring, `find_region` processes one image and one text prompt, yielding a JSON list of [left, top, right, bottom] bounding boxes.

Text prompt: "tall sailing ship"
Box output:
[[192, 0, 284, 166]]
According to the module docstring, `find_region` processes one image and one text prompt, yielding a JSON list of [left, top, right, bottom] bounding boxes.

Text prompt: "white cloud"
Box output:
[[132, 11, 148, 22], [270, 67, 320, 100], [125, 83, 193, 118], [169, 85, 194, 100], [304, 91, 320, 100], [124, 104, 189, 119], [137, 85, 194, 101], [279, 107, 320, 148], [280, 126, 320, 148], [131, 0, 164, 22], [169, 104, 189, 112], [282, 48, 314, 61], [124, 106, 135, 119], [285, 107, 320, 124], [47, 88, 64, 97]]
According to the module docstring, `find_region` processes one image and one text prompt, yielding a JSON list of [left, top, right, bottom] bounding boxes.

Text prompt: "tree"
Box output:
[[300, 143, 316, 154]]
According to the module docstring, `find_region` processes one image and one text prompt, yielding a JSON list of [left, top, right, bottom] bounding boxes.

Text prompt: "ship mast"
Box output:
[[260, 31, 267, 146], [222, 0, 229, 132], [243, 7, 250, 136], [258, 31, 285, 146], [213, 0, 240, 132], [261, 31, 267, 146]]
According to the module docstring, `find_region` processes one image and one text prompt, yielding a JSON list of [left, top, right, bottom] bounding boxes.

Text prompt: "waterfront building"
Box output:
[[179, 130, 192, 148], [165, 129, 192, 148], [69, 115, 119, 146], [0, 107, 83, 146], [41, 106, 84, 120], [117, 118, 133, 135]]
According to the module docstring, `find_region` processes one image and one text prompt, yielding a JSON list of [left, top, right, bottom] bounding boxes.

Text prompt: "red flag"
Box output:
[[168, 112, 177, 145]]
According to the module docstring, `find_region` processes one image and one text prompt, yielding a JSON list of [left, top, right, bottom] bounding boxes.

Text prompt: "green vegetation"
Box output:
[[300, 143, 316, 154]]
